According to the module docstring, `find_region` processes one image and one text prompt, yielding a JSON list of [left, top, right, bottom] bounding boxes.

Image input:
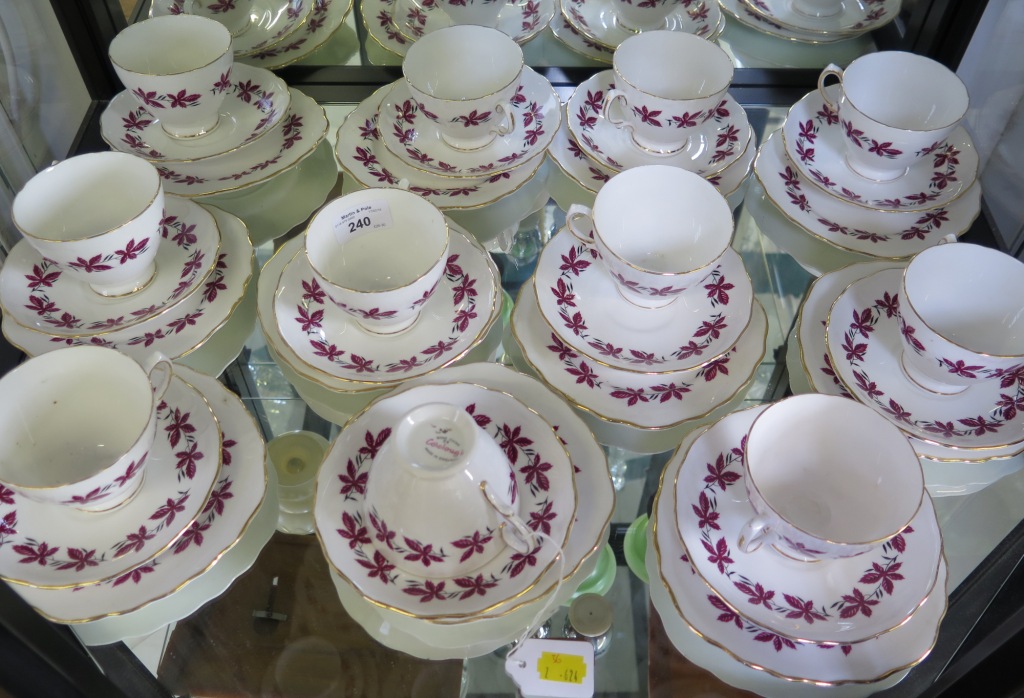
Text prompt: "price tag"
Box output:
[[505, 639, 594, 698], [333, 201, 393, 244]]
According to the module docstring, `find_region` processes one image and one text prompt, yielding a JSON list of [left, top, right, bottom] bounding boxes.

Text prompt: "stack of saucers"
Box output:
[[151, 0, 354, 69], [257, 188, 504, 425], [548, 31, 754, 213], [649, 394, 946, 697], [0, 151, 255, 377], [510, 166, 766, 454], [554, 0, 723, 56], [1, 347, 271, 646], [750, 52, 981, 277], [718, 0, 899, 43], [315, 363, 614, 659], [365, 0, 555, 58], [102, 15, 330, 231], [337, 26, 557, 241]]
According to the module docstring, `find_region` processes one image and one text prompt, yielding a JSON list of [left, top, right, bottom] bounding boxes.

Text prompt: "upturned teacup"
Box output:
[[897, 241, 1024, 394], [738, 394, 924, 562], [817, 52, 969, 182], [109, 15, 234, 139], [12, 151, 165, 297], [565, 165, 733, 308], [0, 347, 172, 512], [363, 401, 529, 579], [602, 32, 734, 155], [403, 25, 523, 151], [304, 189, 450, 334], [186, 0, 255, 36]]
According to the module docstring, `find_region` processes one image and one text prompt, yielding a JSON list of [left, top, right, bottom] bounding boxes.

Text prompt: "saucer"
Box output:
[[392, 0, 554, 45], [3, 206, 255, 364], [315, 381, 575, 619], [0, 375, 220, 589], [548, 105, 755, 202], [567, 71, 750, 174], [651, 431, 948, 686], [364, 0, 552, 56], [156, 88, 329, 197], [674, 403, 941, 645], [378, 69, 559, 178], [14, 366, 268, 625], [1, 198, 220, 337], [755, 129, 980, 258], [561, 0, 719, 49], [152, 0, 311, 56], [718, 0, 857, 43], [335, 85, 547, 210], [241, 0, 354, 69], [743, 0, 899, 36], [101, 64, 289, 163], [794, 260, 1024, 465], [513, 278, 768, 429], [273, 226, 499, 387], [826, 268, 1024, 451], [783, 86, 979, 212], [534, 228, 753, 373], [548, 8, 613, 63]]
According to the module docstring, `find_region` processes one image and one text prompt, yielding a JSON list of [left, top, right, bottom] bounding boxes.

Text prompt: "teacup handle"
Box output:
[[737, 514, 771, 554], [142, 352, 174, 403], [817, 63, 844, 110], [565, 204, 597, 247], [601, 89, 632, 132], [481, 481, 536, 554], [493, 100, 515, 138]]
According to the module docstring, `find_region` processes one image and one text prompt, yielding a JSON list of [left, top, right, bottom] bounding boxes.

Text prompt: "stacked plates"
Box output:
[[0, 203, 255, 376], [151, 0, 354, 68], [718, 0, 899, 43], [548, 70, 754, 212], [509, 225, 767, 454], [364, 0, 555, 57], [315, 362, 614, 659], [785, 261, 1024, 496], [555, 0, 723, 54], [7, 365, 272, 646], [255, 223, 505, 425], [749, 85, 981, 276], [648, 407, 947, 696]]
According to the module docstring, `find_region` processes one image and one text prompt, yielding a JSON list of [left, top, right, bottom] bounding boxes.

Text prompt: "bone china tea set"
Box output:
[[0, 5, 1009, 693]]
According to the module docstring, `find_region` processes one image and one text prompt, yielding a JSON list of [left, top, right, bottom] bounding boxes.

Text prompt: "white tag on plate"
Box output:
[[505, 639, 595, 698], [333, 201, 393, 243]]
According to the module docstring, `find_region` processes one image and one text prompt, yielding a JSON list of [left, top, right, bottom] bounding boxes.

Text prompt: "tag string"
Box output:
[[505, 527, 566, 668]]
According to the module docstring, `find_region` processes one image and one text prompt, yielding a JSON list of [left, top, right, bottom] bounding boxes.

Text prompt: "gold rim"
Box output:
[[511, 281, 768, 430], [313, 381, 576, 620]]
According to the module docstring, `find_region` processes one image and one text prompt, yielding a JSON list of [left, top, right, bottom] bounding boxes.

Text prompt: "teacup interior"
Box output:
[[842, 52, 969, 130], [614, 32, 733, 100], [404, 26, 522, 100], [745, 395, 923, 544], [13, 153, 160, 242], [904, 243, 1024, 356], [109, 15, 230, 75], [0, 350, 151, 487]]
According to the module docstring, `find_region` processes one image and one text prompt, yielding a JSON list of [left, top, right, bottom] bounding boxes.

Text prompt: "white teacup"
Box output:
[[109, 15, 234, 139], [304, 188, 450, 334], [565, 165, 733, 308], [403, 25, 523, 151], [738, 394, 924, 562], [817, 52, 969, 182], [363, 401, 532, 579], [0, 347, 172, 512], [186, 0, 255, 36], [611, 0, 684, 32], [12, 152, 165, 297], [602, 32, 734, 155], [897, 242, 1024, 395]]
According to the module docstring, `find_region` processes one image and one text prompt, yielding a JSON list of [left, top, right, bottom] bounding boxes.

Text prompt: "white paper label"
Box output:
[[333, 201, 393, 244], [505, 639, 595, 698]]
